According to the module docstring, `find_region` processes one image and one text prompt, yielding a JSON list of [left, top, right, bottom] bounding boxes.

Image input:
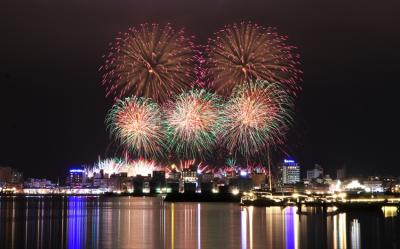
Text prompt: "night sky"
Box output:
[[1, 0, 399, 179]]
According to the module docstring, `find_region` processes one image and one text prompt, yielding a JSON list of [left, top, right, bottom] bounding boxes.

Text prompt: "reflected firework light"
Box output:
[[106, 97, 166, 159], [220, 80, 294, 158], [206, 22, 302, 96], [100, 23, 202, 103], [165, 89, 222, 159]]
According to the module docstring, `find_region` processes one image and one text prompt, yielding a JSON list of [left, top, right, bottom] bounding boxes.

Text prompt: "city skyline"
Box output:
[[1, 0, 400, 179]]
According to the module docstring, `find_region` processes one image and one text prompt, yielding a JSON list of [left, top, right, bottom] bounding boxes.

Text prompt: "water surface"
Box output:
[[0, 196, 399, 249]]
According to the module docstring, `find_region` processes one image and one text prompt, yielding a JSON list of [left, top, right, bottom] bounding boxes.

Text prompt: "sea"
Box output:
[[0, 196, 399, 249]]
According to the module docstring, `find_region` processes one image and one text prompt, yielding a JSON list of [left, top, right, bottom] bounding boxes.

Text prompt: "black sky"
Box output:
[[1, 0, 399, 179]]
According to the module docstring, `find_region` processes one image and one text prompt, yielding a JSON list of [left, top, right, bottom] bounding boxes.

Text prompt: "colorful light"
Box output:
[[206, 22, 302, 96], [165, 89, 222, 159], [100, 23, 201, 102], [220, 80, 293, 158], [106, 97, 166, 158]]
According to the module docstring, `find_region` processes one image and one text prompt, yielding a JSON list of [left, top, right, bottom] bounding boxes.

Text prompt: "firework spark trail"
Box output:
[[85, 158, 125, 178], [85, 158, 162, 177], [206, 22, 301, 96], [101, 23, 201, 102], [165, 159, 211, 175], [106, 97, 166, 159], [126, 159, 161, 177], [221, 80, 293, 158], [165, 89, 222, 159]]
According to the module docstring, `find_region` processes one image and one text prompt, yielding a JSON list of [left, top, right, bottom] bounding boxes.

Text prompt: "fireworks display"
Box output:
[[101, 23, 200, 102], [206, 22, 301, 95], [85, 158, 161, 178], [127, 159, 161, 177], [84, 158, 124, 178], [165, 159, 212, 176], [165, 89, 222, 159], [220, 80, 293, 158], [99, 22, 301, 170], [106, 97, 166, 158]]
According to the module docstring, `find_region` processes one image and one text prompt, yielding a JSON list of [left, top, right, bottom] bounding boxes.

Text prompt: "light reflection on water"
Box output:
[[0, 196, 399, 249]]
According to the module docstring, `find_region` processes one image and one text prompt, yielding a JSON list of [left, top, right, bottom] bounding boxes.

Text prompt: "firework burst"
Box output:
[[106, 97, 166, 158], [206, 22, 301, 95], [101, 23, 200, 102], [221, 80, 293, 158], [165, 89, 222, 159]]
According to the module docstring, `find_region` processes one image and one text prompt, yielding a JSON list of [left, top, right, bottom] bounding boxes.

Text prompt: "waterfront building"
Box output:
[[280, 159, 301, 184], [0, 167, 12, 185], [199, 173, 214, 183], [392, 184, 400, 193], [69, 168, 85, 188], [167, 171, 180, 182], [363, 179, 384, 193], [306, 164, 323, 180], [229, 177, 253, 192], [152, 171, 166, 184], [151, 171, 166, 193], [251, 173, 266, 189], [182, 168, 197, 183], [336, 166, 347, 180], [24, 178, 54, 189]]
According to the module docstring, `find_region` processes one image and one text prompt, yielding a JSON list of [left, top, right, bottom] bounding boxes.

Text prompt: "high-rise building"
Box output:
[[182, 168, 197, 183], [69, 168, 84, 188], [306, 164, 324, 180], [151, 171, 166, 192], [336, 166, 347, 180], [10, 170, 23, 183], [281, 159, 301, 184], [0, 167, 12, 185]]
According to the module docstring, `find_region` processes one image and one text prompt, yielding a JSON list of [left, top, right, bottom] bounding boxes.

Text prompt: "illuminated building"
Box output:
[[151, 171, 166, 193], [182, 168, 197, 183], [69, 168, 85, 188], [24, 178, 54, 189], [199, 173, 214, 183], [392, 184, 400, 193], [306, 164, 323, 180], [363, 179, 384, 193], [251, 173, 266, 189], [336, 167, 347, 180], [152, 171, 166, 184], [0, 166, 12, 185], [167, 171, 181, 182], [280, 159, 301, 184]]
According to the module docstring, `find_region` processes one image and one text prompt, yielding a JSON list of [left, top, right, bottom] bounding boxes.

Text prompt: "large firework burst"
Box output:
[[165, 89, 222, 159], [101, 23, 200, 102], [106, 97, 166, 158], [206, 22, 301, 96], [221, 80, 293, 158]]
